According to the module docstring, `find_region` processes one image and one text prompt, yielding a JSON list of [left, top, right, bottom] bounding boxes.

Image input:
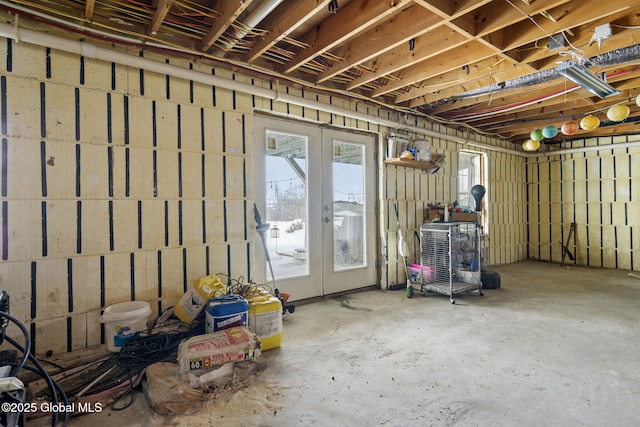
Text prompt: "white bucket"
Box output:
[[101, 301, 152, 353]]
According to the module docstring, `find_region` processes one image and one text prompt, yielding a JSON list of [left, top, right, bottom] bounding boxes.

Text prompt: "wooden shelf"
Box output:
[[384, 155, 445, 172]]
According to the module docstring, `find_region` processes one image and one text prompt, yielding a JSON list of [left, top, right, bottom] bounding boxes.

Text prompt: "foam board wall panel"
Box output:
[[180, 104, 204, 152], [228, 241, 249, 280], [0, 261, 30, 319], [206, 243, 232, 281], [106, 92, 126, 145], [192, 80, 214, 107], [154, 149, 179, 199], [180, 151, 204, 199], [574, 181, 586, 203], [41, 141, 76, 199], [203, 154, 224, 200], [4, 76, 41, 138], [182, 246, 210, 290], [181, 200, 204, 247], [3, 200, 42, 261], [222, 156, 246, 199], [600, 179, 615, 203], [202, 109, 223, 154], [154, 100, 179, 150], [112, 199, 139, 252], [203, 199, 224, 243], [102, 252, 135, 306], [214, 85, 234, 112], [231, 75, 254, 113], [573, 202, 587, 225], [600, 156, 615, 179], [157, 247, 187, 299], [129, 251, 150, 301], [34, 316, 69, 356], [71, 255, 103, 313], [81, 56, 113, 92], [51, 49, 82, 87], [128, 97, 153, 148], [79, 144, 110, 199], [616, 181, 631, 202], [85, 310, 103, 348], [6, 138, 42, 199], [165, 58, 192, 105], [9, 42, 48, 80], [224, 111, 246, 155], [45, 200, 78, 257], [128, 147, 156, 198], [573, 157, 587, 181], [225, 199, 247, 243], [45, 82, 76, 142], [141, 250, 160, 300], [141, 200, 167, 250], [587, 178, 600, 204], [32, 257, 69, 319], [139, 66, 166, 100]]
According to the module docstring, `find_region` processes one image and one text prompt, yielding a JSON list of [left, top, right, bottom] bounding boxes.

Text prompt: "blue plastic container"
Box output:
[[205, 295, 249, 333]]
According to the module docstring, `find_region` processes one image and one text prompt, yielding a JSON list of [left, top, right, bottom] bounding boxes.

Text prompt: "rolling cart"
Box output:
[[419, 222, 483, 303]]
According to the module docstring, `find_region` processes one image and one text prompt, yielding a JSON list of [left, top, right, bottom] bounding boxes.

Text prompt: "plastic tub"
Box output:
[[408, 264, 436, 283], [101, 301, 152, 353], [205, 295, 249, 333]]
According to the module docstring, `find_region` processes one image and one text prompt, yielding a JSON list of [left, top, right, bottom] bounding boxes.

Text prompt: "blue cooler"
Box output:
[[205, 295, 249, 333]]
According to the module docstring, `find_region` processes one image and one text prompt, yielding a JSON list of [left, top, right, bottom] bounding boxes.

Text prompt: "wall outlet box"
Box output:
[[594, 24, 612, 42]]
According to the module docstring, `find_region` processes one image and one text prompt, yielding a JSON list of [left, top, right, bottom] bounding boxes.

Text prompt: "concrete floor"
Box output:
[[33, 260, 640, 426]]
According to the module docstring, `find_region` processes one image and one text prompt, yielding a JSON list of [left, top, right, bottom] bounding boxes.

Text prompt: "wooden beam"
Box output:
[[246, 0, 332, 63], [350, 0, 562, 93], [411, 0, 491, 20], [314, 5, 441, 84], [372, 41, 498, 98], [198, 0, 254, 52], [148, 0, 175, 35], [498, 0, 640, 52], [346, 27, 470, 91], [278, 0, 408, 74], [84, 0, 95, 21]]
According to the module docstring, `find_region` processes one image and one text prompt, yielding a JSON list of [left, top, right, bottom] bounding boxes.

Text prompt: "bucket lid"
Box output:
[[101, 301, 151, 322]]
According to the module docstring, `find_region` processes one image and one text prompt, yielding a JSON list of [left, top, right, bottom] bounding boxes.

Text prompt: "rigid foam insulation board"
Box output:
[[44, 82, 77, 143], [128, 97, 154, 147], [4, 76, 41, 137]]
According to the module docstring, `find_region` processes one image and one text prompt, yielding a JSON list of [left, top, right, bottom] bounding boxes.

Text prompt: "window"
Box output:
[[458, 151, 485, 213]]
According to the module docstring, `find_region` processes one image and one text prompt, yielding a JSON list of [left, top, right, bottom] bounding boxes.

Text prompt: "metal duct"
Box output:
[[429, 43, 640, 104]]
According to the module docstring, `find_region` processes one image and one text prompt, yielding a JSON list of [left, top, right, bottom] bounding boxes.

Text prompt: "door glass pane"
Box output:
[[332, 141, 366, 271], [265, 130, 308, 280]]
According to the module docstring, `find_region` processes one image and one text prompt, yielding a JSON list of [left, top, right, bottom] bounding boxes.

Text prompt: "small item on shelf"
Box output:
[[399, 150, 414, 160], [415, 140, 431, 161]]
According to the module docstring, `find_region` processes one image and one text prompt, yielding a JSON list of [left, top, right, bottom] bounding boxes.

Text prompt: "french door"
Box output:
[[253, 116, 377, 301]]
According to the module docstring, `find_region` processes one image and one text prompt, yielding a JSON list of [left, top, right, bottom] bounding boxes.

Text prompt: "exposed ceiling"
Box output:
[[3, 0, 640, 146]]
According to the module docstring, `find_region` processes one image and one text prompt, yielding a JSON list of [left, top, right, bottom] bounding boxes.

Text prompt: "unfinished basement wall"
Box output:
[[0, 35, 527, 355], [526, 135, 640, 270], [0, 39, 258, 354], [383, 139, 527, 289]]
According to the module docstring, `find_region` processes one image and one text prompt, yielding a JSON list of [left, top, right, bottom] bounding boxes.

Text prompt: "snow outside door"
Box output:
[[253, 116, 377, 301]]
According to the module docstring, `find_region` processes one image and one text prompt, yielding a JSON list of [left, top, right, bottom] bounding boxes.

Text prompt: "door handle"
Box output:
[[324, 217, 330, 223]]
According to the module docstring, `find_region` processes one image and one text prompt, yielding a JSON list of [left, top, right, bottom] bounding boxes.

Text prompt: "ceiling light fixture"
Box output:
[[556, 61, 620, 98]]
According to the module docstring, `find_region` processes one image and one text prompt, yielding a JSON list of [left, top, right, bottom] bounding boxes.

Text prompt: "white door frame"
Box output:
[[253, 115, 378, 300]]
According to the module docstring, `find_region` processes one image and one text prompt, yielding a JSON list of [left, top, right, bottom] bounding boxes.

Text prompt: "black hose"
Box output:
[[0, 310, 31, 376], [5, 335, 70, 427]]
